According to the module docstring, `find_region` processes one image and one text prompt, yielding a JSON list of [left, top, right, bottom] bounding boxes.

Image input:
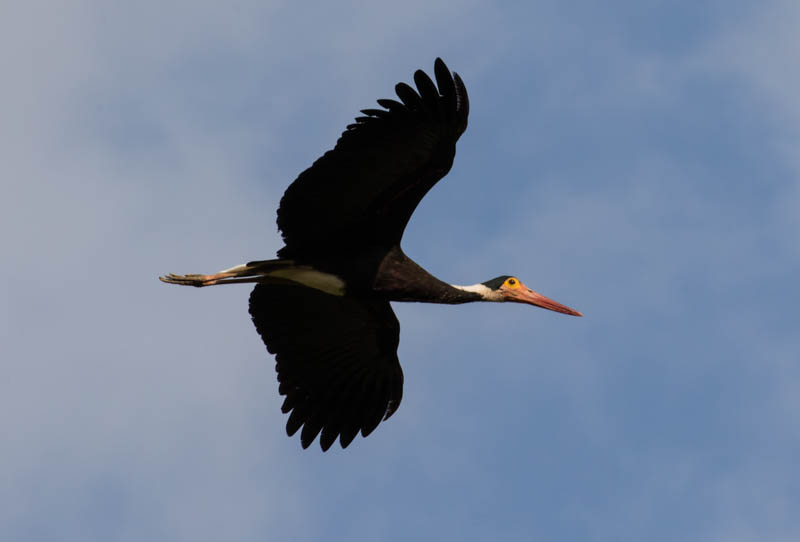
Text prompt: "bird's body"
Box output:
[[161, 59, 581, 451]]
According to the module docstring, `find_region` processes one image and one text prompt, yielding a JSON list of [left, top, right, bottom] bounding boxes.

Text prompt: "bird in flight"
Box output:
[[161, 58, 582, 451]]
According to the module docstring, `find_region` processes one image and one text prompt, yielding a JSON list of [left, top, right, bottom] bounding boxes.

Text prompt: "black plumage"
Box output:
[[276, 59, 468, 260], [161, 59, 581, 451], [249, 282, 402, 450]]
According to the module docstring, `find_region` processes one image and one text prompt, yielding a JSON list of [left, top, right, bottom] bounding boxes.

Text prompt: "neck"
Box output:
[[373, 246, 487, 304]]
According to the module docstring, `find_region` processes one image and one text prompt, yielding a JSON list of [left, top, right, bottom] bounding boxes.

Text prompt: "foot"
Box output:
[[159, 273, 226, 287]]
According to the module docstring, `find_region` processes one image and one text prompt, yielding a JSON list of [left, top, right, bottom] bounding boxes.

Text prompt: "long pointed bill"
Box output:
[[509, 285, 583, 317]]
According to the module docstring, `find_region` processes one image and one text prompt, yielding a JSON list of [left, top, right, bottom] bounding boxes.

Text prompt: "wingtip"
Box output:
[[339, 427, 358, 449], [319, 433, 336, 452]]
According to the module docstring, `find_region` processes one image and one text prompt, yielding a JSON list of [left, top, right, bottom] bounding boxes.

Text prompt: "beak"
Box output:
[[505, 283, 583, 317]]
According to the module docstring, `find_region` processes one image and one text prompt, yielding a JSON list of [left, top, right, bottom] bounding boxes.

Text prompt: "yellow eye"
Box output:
[[505, 277, 520, 288]]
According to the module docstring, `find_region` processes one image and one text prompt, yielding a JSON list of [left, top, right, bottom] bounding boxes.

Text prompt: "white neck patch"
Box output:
[[451, 283, 503, 301]]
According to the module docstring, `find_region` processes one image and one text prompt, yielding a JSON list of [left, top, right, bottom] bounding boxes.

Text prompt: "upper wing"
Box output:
[[249, 281, 404, 451], [276, 58, 469, 258]]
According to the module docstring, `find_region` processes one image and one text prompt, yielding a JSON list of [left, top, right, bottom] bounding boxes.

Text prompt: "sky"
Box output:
[[2, 1, 799, 541]]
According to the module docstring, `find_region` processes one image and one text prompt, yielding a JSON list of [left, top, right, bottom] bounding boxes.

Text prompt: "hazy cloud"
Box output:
[[2, 1, 799, 541]]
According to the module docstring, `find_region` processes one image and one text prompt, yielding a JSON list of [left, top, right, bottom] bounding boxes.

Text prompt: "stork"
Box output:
[[161, 58, 581, 451]]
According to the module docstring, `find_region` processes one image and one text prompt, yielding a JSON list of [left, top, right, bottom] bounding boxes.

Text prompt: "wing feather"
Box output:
[[249, 282, 403, 451], [413, 69, 441, 114], [394, 82, 424, 111], [276, 58, 470, 258]]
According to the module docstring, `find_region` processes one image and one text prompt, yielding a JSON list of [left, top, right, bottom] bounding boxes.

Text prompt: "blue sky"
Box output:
[[2, 1, 799, 541]]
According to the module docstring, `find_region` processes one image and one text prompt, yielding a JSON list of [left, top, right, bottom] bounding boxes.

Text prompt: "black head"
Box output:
[[481, 275, 514, 290]]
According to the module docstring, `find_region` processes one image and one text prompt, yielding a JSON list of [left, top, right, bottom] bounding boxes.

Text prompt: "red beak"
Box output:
[[507, 283, 583, 317]]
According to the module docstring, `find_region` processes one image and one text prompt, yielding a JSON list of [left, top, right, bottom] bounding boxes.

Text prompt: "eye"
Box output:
[[506, 278, 519, 288]]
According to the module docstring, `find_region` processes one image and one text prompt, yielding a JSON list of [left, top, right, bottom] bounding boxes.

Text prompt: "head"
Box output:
[[481, 276, 583, 316]]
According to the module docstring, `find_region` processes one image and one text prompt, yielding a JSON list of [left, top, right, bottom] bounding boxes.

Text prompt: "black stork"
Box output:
[[160, 58, 582, 451]]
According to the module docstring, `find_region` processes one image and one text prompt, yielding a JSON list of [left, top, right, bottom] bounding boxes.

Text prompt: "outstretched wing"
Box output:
[[277, 58, 469, 258], [249, 282, 404, 451]]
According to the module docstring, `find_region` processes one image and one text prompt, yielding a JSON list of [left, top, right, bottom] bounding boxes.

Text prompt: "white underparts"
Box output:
[[213, 261, 346, 296], [451, 283, 502, 301], [266, 267, 346, 296]]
